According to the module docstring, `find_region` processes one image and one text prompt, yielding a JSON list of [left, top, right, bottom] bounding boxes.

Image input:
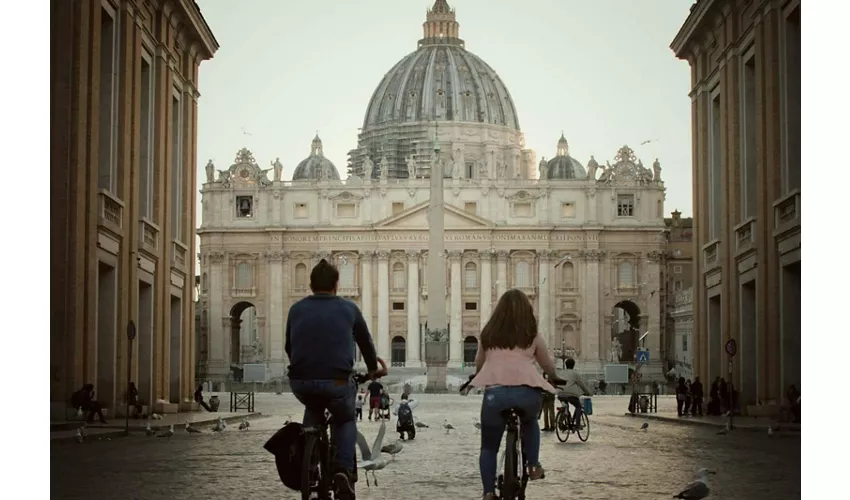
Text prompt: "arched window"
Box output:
[[463, 336, 478, 366], [560, 262, 574, 287], [236, 262, 252, 289], [339, 258, 355, 289], [294, 263, 307, 288], [515, 261, 530, 287], [391, 336, 406, 367], [464, 262, 478, 290], [618, 261, 634, 287], [561, 324, 579, 352], [392, 262, 405, 290]]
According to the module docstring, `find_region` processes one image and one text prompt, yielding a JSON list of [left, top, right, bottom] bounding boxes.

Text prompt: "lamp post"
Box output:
[[124, 320, 136, 436]]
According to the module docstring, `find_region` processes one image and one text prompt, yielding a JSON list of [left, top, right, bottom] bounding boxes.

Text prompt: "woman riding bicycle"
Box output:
[[467, 288, 564, 500]]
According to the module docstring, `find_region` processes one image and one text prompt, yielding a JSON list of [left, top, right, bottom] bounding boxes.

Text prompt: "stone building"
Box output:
[[50, 0, 218, 415], [669, 288, 695, 380], [670, 0, 801, 410], [197, 0, 668, 383], [663, 210, 694, 372]]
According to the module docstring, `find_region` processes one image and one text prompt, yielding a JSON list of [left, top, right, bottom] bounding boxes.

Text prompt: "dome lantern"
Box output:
[[419, 0, 464, 48]]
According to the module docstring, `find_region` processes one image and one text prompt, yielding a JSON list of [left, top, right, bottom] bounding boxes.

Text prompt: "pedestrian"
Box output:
[[683, 379, 693, 416], [719, 378, 730, 414], [675, 377, 687, 417], [127, 381, 144, 418], [71, 383, 108, 424], [194, 384, 214, 412], [690, 376, 704, 416], [540, 373, 556, 431], [355, 395, 364, 421]]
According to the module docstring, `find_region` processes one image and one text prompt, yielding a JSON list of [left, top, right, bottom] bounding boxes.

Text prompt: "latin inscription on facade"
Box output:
[[279, 232, 589, 244]]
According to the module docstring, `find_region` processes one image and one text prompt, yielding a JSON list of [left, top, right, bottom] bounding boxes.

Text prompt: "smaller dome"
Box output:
[[546, 133, 586, 180], [292, 135, 341, 181]]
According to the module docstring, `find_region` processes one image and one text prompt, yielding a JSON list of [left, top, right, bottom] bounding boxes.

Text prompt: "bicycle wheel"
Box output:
[[555, 410, 571, 443], [301, 434, 319, 500], [576, 413, 591, 442], [503, 430, 519, 499]]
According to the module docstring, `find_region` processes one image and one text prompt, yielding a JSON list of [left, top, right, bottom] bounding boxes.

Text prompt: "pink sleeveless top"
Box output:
[[470, 334, 558, 394]]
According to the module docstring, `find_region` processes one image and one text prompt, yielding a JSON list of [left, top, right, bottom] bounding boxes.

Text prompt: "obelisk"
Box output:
[[425, 122, 448, 391]]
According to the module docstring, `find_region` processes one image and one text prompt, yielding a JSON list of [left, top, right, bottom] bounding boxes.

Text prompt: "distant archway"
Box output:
[[229, 301, 256, 378], [611, 300, 641, 363], [463, 336, 478, 367], [391, 336, 406, 367]]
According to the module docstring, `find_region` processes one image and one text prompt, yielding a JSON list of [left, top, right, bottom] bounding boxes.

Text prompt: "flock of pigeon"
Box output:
[[73, 416, 252, 444]]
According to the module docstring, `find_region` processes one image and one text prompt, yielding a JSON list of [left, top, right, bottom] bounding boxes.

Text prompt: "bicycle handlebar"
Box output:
[[352, 357, 388, 385], [458, 373, 475, 394]]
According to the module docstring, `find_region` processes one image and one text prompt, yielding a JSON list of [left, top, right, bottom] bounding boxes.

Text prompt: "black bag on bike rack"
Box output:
[[264, 421, 306, 491]]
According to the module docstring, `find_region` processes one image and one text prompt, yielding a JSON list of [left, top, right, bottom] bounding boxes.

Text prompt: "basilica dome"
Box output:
[[361, 0, 520, 132], [292, 135, 341, 181], [546, 133, 586, 180]]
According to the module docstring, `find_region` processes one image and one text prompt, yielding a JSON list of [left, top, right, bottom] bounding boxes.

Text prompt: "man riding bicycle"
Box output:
[[285, 259, 385, 500], [558, 358, 592, 428]]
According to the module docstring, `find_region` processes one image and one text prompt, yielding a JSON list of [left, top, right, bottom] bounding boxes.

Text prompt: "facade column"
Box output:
[[376, 251, 390, 361], [496, 250, 508, 301], [581, 249, 603, 366], [645, 251, 664, 378], [479, 250, 493, 325], [406, 251, 421, 366], [207, 251, 228, 381], [449, 250, 463, 365], [281, 252, 291, 365], [265, 250, 285, 378], [538, 250, 551, 346], [357, 251, 374, 368]]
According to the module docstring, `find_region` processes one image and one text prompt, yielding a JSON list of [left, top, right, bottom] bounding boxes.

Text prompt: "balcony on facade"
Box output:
[[773, 189, 800, 236], [97, 190, 124, 236], [703, 240, 720, 271], [734, 218, 757, 257], [138, 218, 160, 255]]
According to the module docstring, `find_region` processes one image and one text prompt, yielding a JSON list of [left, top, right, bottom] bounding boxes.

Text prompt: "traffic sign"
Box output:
[[127, 320, 137, 340], [636, 348, 650, 363], [725, 339, 737, 357]]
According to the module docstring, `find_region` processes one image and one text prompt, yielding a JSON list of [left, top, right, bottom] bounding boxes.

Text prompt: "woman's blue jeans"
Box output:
[[479, 385, 543, 494]]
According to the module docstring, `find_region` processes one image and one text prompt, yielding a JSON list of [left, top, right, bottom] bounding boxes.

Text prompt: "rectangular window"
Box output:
[[236, 196, 253, 218], [682, 334, 688, 352], [783, 5, 801, 192], [336, 203, 356, 218], [709, 88, 722, 240], [617, 195, 634, 217], [464, 202, 477, 214], [512, 202, 532, 218], [741, 49, 757, 220], [561, 202, 576, 218], [464, 302, 478, 311], [675, 280, 683, 291], [673, 265, 683, 274], [392, 202, 404, 215], [465, 163, 475, 179], [170, 90, 183, 239], [98, 6, 118, 193], [392, 301, 405, 311], [294, 203, 308, 218], [139, 52, 154, 218]]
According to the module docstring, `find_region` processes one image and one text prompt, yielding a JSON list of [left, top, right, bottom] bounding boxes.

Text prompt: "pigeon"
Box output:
[[76, 408, 83, 418], [767, 426, 774, 437], [185, 422, 202, 434], [145, 423, 156, 437], [212, 418, 225, 432], [640, 422, 649, 431], [673, 467, 714, 499], [79, 424, 88, 438], [158, 424, 175, 440], [380, 440, 404, 461], [414, 421, 429, 429], [473, 418, 482, 432], [443, 420, 455, 434], [75, 428, 84, 443], [239, 418, 250, 431], [356, 420, 391, 486], [150, 413, 162, 420]]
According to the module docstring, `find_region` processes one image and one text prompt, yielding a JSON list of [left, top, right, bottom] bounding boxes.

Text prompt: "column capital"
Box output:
[[578, 249, 607, 262], [537, 249, 552, 262], [208, 251, 227, 263], [360, 250, 375, 260], [478, 249, 495, 261], [646, 250, 664, 263], [406, 250, 421, 262], [264, 251, 286, 262], [375, 250, 391, 262], [496, 250, 510, 260], [447, 250, 463, 261]]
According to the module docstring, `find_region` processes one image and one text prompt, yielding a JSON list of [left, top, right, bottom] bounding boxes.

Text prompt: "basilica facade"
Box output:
[[197, 0, 668, 382]]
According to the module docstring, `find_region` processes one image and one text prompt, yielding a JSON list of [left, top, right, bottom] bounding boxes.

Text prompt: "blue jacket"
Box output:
[[285, 293, 378, 380]]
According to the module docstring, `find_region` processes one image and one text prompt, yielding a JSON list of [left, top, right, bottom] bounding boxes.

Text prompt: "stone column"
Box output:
[[360, 251, 374, 329], [207, 251, 227, 381], [538, 250, 551, 346], [376, 250, 390, 361], [406, 250, 421, 366], [645, 250, 664, 379], [496, 250, 509, 301], [479, 250, 493, 325], [581, 249, 604, 366], [449, 250, 463, 365], [265, 251, 285, 378], [281, 252, 292, 365]]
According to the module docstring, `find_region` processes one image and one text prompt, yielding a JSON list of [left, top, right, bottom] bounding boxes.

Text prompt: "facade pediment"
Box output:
[[329, 190, 364, 201], [374, 201, 493, 229], [505, 189, 541, 201]]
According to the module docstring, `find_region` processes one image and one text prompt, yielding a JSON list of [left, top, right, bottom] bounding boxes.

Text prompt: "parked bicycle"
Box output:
[[555, 394, 591, 443], [301, 358, 388, 500], [460, 374, 566, 500]]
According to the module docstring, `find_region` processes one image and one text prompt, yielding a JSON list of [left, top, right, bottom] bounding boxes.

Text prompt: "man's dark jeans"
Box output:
[[291, 379, 357, 472]]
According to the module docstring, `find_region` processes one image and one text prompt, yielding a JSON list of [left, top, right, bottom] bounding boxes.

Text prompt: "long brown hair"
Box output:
[[480, 288, 537, 350]]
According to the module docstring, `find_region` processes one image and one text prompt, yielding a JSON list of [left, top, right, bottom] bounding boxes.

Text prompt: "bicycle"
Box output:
[[555, 394, 591, 443], [459, 373, 566, 500], [301, 358, 388, 500]]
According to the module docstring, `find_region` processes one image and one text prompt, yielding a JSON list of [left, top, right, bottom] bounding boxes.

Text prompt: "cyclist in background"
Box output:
[[466, 289, 565, 500], [285, 259, 384, 500], [559, 357, 592, 428]]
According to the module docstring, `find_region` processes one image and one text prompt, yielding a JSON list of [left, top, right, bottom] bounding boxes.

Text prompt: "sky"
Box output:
[[194, 0, 696, 233]]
